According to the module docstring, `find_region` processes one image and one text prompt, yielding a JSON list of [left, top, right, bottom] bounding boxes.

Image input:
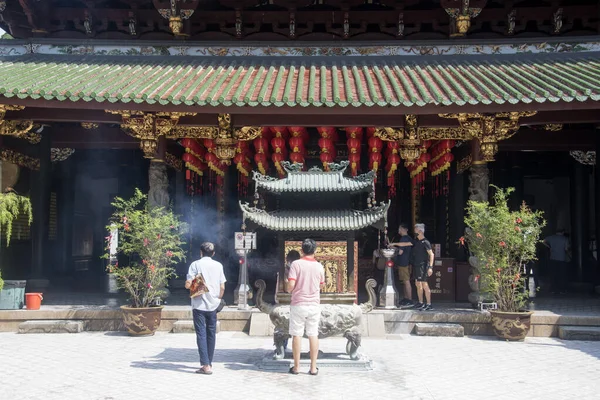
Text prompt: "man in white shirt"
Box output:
[[185, 242, 226, 375]]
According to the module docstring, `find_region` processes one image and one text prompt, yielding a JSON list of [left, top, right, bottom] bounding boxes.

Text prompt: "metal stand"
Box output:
[[378, 248, 399, 309], [235, 249, 251, 310]]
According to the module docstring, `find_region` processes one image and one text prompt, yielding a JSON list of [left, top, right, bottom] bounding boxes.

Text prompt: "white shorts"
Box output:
[[289, 305, 320, 337]]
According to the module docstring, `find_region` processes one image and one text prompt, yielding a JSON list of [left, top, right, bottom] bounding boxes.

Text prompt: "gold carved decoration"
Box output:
[[443, 0, 484, 37], [374, 115, 467, 166], [165, 152, 183, 171], [284, 241, 352, 294], [544, 124, 563, 131], [107, 110, 261, 161], [81, 122, 99, 130], [0, 149, 40, 170], [439, 112, 536, 162], [456, 154, 473, 174], [0, 105, 40, 144]]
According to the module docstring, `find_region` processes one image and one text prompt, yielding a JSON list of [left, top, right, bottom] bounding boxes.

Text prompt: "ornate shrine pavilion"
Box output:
[[0, 0, 599, 303]]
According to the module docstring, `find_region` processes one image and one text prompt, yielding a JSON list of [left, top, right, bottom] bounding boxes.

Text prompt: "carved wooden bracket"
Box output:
[[439, 112, 536, 162], [0, 148, 40, 170], [0, 105, 40, 144], [153, 0, 199, 36], [442, 0, 487, 37], [106, 110, 261, 162], [373, 115, 465, 166]]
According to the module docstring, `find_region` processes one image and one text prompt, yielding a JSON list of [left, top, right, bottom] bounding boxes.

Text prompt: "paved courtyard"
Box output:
[[0, 332, 599, 400]]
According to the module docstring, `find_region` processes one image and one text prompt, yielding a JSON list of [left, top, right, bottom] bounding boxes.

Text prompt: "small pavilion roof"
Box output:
[[253, 161, 375, 194], [239, 201, 390, 232]]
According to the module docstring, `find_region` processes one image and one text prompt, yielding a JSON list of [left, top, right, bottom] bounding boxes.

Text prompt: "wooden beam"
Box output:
[[500, 129, 598, 151]]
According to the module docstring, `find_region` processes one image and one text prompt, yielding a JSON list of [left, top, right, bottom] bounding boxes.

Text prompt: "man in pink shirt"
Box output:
[[285, 238, 325, 376]]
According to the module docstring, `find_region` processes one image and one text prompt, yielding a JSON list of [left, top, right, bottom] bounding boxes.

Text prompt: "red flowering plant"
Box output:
[[103, 189, 187, 308], [461, 186, 545, 312]]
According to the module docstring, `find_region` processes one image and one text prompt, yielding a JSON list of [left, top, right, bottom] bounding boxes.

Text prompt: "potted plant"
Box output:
[[462, 186, 545, 341], [104, 189, 186, 336], [0, 190, 32, 310]]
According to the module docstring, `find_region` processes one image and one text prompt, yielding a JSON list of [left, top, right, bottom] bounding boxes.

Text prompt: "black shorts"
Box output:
[[415, 264, 430, 282]]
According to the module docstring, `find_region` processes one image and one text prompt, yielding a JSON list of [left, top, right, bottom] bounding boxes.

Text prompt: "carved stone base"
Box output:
[[148, 161, 169, 209]]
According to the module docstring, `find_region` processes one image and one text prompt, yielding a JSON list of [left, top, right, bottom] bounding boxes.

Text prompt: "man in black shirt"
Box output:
[[390, 223, 414, 307], [410, 223, 435, 311]]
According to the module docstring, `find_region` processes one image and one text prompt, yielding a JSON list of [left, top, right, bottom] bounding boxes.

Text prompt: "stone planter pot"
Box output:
[[489, 310, 533, 341], [120, 306, 164, 336]]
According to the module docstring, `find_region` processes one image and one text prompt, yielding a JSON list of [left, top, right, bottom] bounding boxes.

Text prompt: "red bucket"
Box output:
[[25, 293, 43, 310]]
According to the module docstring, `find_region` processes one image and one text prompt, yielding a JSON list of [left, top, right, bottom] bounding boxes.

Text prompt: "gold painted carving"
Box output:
[[81, 122, 99, 130], [439, 112, 537, 162], [165, 152, 183, 171], [444, 0, 484, 37], [456, 154, 473, 174], [0, 149, 40, 170], [108, 110, 260, 162], [544, 124, 563, 131], [0, 105, 39, 143], [374, 115, 468, 166], [284, 241, 348, 293]]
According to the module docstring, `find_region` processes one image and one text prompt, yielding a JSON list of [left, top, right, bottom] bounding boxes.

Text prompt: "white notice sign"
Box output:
[[234, 232, 256, 250]]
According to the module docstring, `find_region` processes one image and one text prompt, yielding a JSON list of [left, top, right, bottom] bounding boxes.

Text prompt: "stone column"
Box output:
[[148, 136, 169, 209], [30, 129, 51, 288], [570, 159, 589, 284], [467, 139, 490, 306], [595, 138, 600, 284], [57, 157, 75, 275]]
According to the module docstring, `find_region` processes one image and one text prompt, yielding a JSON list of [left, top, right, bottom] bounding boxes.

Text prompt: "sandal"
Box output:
[[195, 368, 213, 375], [309, 368, 319, 376], [288, 367, 299, 375]]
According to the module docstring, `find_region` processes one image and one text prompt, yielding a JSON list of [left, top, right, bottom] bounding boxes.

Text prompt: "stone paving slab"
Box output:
[[1, 331, 600, 400], [559, 326, 600, 341]]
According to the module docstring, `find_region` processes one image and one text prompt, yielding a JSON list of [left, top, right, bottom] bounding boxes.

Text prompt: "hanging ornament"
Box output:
[[367, 135, 383, 173], [253, 127, 271, 174], [318, 137, 335, 170]]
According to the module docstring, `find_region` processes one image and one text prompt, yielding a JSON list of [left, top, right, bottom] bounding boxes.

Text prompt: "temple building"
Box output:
[[0, 0, 599, 303]]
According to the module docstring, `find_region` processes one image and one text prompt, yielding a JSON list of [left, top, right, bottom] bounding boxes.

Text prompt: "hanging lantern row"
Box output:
[[346, 127, 363, 176], [407, 152, 430, 196], [429, 140, 456, 177], [253, 127, 271, 175], [233, 141, 253, 197], [317, 126, 336, 170], [289, 126, 307, 165], [366, 127, 383, 174], [429, 140, 456, 198], [271, 126, 288, 177], [180, 139, 207, 196]]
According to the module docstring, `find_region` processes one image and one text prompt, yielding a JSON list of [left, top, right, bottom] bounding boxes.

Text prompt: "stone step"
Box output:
[[18, 320, 84, 334], [414, 323, 464, 337], [558, 326, 600, 341], [172, 320, 221, 334]]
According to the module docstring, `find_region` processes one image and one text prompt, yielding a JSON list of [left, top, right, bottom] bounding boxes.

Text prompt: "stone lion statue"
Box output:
[[254, 278, 377, 360]]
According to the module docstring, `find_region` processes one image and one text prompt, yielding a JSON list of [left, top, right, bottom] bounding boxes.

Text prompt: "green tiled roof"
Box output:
[[0, 53, 599, 107], [254, 161, 375, 194], [240, 202, 390, 232]]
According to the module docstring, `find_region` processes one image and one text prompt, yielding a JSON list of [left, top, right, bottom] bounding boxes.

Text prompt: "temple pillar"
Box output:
[[595, 136, 600, 284], [57, 156, 75, 276], [570, 159, 590, 284], [467, 139, 490, 306], [448, 165, 466, 260], [29, 129, 51, 288], [148, 136, 169, 209]]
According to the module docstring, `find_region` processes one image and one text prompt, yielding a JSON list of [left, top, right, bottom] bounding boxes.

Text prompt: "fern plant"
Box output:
[[0, 191, 33, 291]]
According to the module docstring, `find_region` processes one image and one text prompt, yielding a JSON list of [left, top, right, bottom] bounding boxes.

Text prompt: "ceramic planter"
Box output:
[[120, 305, 163, 336], [489, 310, 533, 341]]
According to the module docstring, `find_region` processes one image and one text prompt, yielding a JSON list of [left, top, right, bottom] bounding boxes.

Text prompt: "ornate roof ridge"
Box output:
[[2, 37, 600, 58]]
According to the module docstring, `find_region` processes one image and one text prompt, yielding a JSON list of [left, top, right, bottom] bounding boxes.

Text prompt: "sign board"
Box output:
[[235, 232, 256, 250]]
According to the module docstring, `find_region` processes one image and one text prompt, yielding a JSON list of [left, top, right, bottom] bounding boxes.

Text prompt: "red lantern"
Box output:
[[317, 127, 337, 141], [253, 137, 270, 155], [345, 127, 363, 140], [272, 152, 286, 177], [270, 126, 289, 139], [254, 153, 268, 175], [290, 152, 305, 164], [348, 153, 361, 176], [320, 152, 334, 169], [288, 126, 308, 141], [347, 137, 361, 154], [368, 152, 382, 172], [368, 136, 383, 153], [271, 136, 286, 154], [289, 136, 305, 154], [366, 127, 377, 138]]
